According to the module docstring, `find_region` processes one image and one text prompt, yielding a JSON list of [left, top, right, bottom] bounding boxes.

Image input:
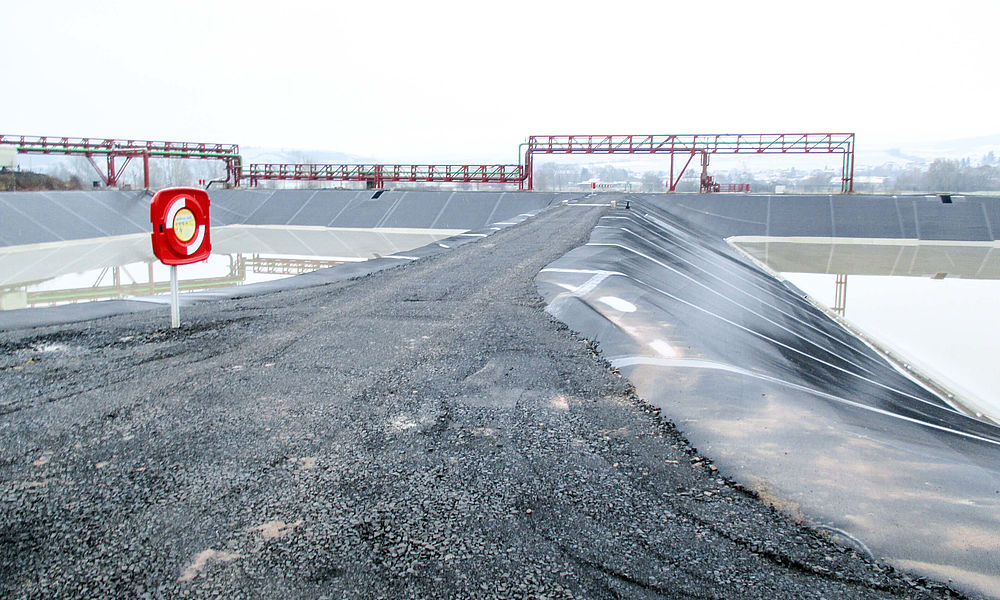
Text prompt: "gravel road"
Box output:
[[0, 204, 971, 599]]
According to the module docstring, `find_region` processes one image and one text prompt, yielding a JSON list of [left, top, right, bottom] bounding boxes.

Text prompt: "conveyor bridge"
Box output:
[[1, 132, 855, 193], [245, 163, 524, 189], [522, 133, 856, 192], [0, 135, 242, 188]]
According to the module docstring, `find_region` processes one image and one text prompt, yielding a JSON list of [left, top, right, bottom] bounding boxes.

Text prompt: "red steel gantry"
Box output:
[[522, 133, 856, 193], [2, 132, 857, 194], [244, 163, 524, 189], [0, 135, 242, 188]]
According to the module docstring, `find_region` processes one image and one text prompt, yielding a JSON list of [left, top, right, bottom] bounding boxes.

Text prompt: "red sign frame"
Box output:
[[150, 187, 212, 265]]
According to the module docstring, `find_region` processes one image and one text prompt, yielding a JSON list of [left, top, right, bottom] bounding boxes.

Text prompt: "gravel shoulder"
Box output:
[[0, 205, 971, 599]]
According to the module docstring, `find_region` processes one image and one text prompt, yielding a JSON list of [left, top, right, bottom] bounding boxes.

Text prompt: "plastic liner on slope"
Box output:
[[536, 198, 1000, 598], [0, 190, 576, 248], [656, 193, 1000, 241]]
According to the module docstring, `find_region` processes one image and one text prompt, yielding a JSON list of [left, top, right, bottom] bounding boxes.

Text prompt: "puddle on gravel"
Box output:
[[0, 225, 465, 311], [732, 237, 1000, 421]]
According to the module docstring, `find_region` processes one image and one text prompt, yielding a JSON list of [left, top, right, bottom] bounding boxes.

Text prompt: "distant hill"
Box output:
[[859, 134, 1000, 167]]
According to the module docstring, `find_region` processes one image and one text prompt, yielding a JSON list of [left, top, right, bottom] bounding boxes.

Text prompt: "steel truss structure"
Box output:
[[245, 163, 524, 189], [0, 135, 242, 188], [523, 133, 855, 193], [2, 132, 856, 194]]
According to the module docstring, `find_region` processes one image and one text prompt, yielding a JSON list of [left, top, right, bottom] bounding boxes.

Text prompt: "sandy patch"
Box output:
[[289, 457, 317, 469], [549, 394, 570, 410], [177, 549, 241, 582], [255, 519, 303, 540]]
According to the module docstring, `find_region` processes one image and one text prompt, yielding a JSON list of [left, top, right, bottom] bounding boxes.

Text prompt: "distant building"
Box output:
[[575, 178, 634, 192], [829, 175, 885, 185]]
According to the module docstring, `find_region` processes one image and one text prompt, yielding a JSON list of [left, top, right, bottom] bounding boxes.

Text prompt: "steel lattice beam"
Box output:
[[0, 135, 242, 188], [523, 133, 855, 193], [244, 164, 525, 189]]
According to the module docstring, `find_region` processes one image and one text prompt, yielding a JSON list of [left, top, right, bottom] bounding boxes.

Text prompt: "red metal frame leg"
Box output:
[[669, 153, 697, 191], [106, 155, 116, 187], [85, 155, 110, 186]]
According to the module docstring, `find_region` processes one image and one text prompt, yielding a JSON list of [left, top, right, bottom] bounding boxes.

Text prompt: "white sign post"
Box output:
[[169, 265, 180, 328]]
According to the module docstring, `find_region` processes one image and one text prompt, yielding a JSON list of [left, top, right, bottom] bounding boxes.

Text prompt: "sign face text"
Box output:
[[150, 187, 212, 265]]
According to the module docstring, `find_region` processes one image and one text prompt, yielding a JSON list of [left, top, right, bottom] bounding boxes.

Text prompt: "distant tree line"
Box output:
[[889, 158, 1000, 192], [1, 168, 84, 191]]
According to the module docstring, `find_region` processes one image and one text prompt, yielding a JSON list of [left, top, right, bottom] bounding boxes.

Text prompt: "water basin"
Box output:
[[0, 225, 464, 311]]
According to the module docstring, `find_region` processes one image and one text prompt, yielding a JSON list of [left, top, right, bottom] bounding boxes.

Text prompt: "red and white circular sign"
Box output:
[[150, 187, 212, 265]]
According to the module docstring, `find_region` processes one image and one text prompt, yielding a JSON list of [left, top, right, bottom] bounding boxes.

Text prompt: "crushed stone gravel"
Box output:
[[0, 205, 974, 599]]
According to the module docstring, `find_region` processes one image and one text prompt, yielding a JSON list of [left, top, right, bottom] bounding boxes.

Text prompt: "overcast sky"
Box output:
[[3, 0, 998, 163]]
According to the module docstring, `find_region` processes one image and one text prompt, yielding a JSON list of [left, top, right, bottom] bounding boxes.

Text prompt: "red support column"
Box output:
[[107, 155, 116, 187], [847, 143, 855, 193], [668, 139, 676, 192], [143, 152, 150, 189], [669, 152, 697, 192], [700, 152, 710, 193], [85, 155, 110, 186]]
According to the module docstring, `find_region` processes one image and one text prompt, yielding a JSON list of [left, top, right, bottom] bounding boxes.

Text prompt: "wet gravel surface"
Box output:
[[0, 204, 973, 599]]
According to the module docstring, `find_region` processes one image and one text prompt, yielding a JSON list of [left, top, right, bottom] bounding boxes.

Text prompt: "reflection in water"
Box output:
[[0, 225, 465, 310], [732, 236, 1000, 422], [730, 236, 1000, 279], [833, 273, 847, 315], [3, 255, 346, 309]]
